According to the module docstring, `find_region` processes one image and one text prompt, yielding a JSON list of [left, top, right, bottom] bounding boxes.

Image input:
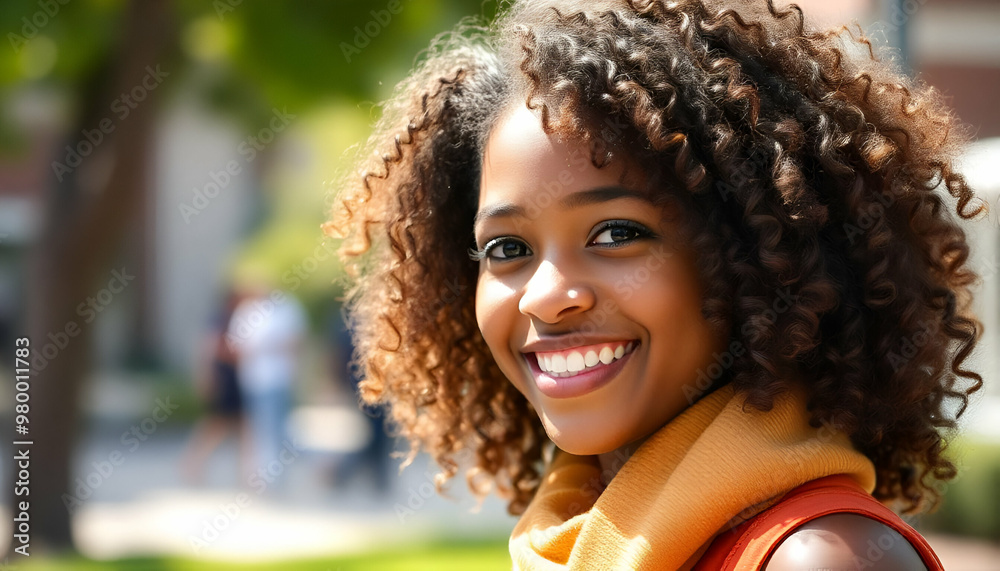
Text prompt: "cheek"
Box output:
[[476, 274, 534, 393], [627, 263, 712, 345], [627, 265, 694, 314], [475, 274, 513, 352], [636, 264, 723, 370]]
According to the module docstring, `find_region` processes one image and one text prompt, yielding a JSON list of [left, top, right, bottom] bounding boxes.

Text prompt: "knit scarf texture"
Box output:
[[509, 384, 877, 570]]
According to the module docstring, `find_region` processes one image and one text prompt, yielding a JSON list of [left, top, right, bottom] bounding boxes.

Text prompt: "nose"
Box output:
[[518, 259, 597, 323]]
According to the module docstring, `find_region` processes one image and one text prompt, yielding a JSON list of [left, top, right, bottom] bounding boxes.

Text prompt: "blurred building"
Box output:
[[152, 101, 262, 371], [795, 0, 999, 142], [0, 88, 263, 424], [889, 0, 1000, 435]]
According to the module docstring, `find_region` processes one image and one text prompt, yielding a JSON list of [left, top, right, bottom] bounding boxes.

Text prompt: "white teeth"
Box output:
[[599, 346, 615, 365], [536, 343, 636, 375], [566, 351, 585, 373], [551, 354, 567, 373]]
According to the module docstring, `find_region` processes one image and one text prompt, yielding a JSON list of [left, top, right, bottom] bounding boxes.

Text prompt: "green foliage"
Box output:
[[4, 0, 499, 331], [174, 0, 493, 126], [2, 0, 494, 139], [2, 0, 498, 299], [0, 0, 124, 87], [921, 438, 1000, 541]]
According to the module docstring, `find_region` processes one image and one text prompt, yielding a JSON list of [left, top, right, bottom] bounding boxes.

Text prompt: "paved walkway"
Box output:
[[3, 420, 1000, 568], [925, 534, 1000, 571], [65, 496, 1000, 570], [3, 422, 515, 563]]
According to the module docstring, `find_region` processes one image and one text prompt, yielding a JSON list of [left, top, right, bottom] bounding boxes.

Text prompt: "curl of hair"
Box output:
[[328, 0, 986, 515]]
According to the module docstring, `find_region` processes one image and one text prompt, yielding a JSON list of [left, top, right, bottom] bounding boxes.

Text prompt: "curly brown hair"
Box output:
[[326, 0, 986, 516]]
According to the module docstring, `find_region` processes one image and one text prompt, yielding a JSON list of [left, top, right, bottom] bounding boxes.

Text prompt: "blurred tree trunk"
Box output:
[[6, 0, 176, 556]]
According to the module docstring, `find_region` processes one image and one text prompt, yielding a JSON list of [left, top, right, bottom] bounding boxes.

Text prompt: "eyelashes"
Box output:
[[589, 220, 655, 247], [471, 220, 657, 262], [469, 237, 531, 261]]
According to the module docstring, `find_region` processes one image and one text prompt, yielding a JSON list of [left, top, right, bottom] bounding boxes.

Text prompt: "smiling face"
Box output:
[[473, 105, 727, 455]]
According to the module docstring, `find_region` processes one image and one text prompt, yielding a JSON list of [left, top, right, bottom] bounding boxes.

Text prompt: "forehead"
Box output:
[[478, 105, 640, 210]]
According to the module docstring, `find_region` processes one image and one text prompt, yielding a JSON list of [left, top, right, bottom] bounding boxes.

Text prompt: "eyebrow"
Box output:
[[473, 185, 650, 228]]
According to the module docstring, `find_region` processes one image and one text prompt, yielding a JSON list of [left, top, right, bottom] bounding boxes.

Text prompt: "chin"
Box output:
[[544, 421, 629, 456], [552, 439, 608, 456]]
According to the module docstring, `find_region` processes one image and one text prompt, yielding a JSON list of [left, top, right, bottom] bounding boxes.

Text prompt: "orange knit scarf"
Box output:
[[509, 384, 877, 570]]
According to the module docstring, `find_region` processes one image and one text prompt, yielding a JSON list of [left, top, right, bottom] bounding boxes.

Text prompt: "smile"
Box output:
[[525, 340, 639, 399], [534, 341, 636, 376]]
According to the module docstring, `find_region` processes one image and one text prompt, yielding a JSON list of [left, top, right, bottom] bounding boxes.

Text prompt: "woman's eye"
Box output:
[[480, 238, 532, 260], [590, 221, 654, 247]]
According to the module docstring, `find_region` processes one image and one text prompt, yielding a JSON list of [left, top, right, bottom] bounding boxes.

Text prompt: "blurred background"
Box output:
[[0, 0, 997, 569]]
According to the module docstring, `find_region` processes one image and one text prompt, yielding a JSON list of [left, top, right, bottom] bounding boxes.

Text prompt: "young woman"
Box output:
[[327, 0, 985, 568]]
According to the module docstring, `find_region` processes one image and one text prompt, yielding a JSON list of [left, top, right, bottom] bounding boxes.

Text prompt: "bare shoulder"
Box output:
[[763, 513, 929, 571]]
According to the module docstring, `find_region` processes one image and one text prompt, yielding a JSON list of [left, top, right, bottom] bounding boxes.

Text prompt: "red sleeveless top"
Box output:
[[693, 474, 944, 570]]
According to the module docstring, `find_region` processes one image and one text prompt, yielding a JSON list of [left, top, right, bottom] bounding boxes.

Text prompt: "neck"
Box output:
[[597, 433, 653, 489]]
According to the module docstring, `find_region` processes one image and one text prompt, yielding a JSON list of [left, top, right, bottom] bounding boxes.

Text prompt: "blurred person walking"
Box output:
[[181, 288, 250, 484], [227, 279, 308, 488]]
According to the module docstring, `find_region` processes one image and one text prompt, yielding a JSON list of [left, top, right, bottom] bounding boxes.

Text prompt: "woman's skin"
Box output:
[[473, 103, 929, 570], [765, 514, 928, 570], [473, 103, 727, 468]]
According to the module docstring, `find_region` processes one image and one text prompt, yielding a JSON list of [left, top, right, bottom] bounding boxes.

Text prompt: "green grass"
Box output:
[[10, 539, 511, 570]]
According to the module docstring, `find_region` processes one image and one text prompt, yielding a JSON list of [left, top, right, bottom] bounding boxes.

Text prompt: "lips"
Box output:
[[523, 339, 639, 399], [534, 341, 636, 377]]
